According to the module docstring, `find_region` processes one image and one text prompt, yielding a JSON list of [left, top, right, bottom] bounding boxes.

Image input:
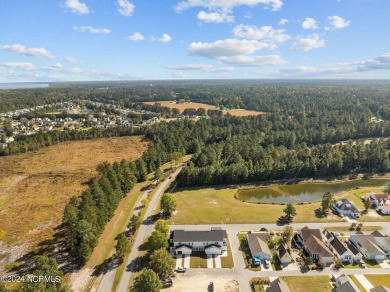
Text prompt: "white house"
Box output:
[[377, 205, 390, 215], [323, 230, 355, 263], [372, 230, 390, 255], [170, 227, 227, 255], [364, 192, 389, 208], [349, 233, 386, 261]]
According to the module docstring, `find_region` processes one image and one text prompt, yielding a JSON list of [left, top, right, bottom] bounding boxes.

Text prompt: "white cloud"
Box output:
[[1, 43, 54, 59], [278, 18, 288, 25], [328, 16, 350, 29], [64, 0, 90, 15], [64, 56, 79, 63], [166, 63, 233, 72], [188, 38, 284, 66], [188, 38, 274, 58], [302, 17, 318, 30], [73, 26, 111, 34], [357, 53, 390, 71], [217, 55, 286, 66], [197, 11, 234, 23], [175, 0, 284, 12], [290, 34, 326, 51], [244, 12, 252, 19], [232, 24, 290, 42], [118, 0, 135, 16], [52, 62, 63, 69], [0, 62, 36, 71], [128, 32, 145, 41], [152, 34, 172, 43], [279, 66, 354, 76]]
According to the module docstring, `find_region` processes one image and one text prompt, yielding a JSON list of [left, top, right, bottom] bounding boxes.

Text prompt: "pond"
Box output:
[[236, 179, 390, 204]]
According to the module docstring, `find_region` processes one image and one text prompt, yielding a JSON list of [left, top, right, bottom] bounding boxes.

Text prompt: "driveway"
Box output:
[[176, 254, 182, 268], [354, 274, 374, 290], [379, 261, 390, 269], [183, 254, 190, 268], [207, 255, 213, 268], [214, 254, 222, 268]]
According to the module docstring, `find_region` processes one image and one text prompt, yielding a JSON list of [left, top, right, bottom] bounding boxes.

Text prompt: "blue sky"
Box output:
[[1, 0, 390, 81]]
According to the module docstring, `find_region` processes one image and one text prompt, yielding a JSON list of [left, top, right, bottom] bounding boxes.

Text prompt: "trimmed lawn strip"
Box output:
[[348, 275, 367, 292], [364, 274, 390, 287], [190, 252, 207, 268], [221, 236, 234, 268], [281, 276, 332, 292], [250, 278, 269, 292], [238, 233, 261, 271], [327, 226, 383, 232]]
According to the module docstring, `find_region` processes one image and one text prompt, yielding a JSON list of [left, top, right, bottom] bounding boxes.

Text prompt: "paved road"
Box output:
[[169, 223, 390, 291], [115, 168, 182, 292]]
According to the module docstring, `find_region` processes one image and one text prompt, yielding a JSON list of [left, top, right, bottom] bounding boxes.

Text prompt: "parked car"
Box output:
[[176, 267, 186, 273], [264, 260, 270, 268], [208, 282, 214, 291], [359, 260, 366, 268]]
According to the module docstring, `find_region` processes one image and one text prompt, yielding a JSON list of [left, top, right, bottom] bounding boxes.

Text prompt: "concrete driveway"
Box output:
[[354, 274, 374, 290], [183, 254, 190, 268], [207, 255, 213, 268], [214, 254, 222, 268]]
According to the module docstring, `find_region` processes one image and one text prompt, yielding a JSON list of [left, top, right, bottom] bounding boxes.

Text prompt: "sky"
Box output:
[[1, 0, 390, 82]]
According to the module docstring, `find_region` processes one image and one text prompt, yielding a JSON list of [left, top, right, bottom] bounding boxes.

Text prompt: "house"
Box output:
[[364, 193, 389, 207], [297, 226, 334, 265], [170, 227, 227, 255], [349, 233, 386, 261], [334, 274, 361, 292], [371, 230, 390, 255], [377, 205, 390, 215], [370, 286, 390, 292], [276, 244, 292, 266], [246, 231, 271, 265], [323, 230, 355, 263], [333, 199, 360, 218], [345, 241, 363, 263], [265, 278, 290, 292]]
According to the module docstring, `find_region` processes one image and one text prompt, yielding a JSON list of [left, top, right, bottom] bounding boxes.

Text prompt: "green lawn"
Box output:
[[190, 252, 208, 268], [327, 226, 383, 232], [221, 236, 234, 268], [364, 274, 390, 287], [348, 275, 367, 292], [250, 278, 269, 292], [238, 233, 262, 271], [281, 276, 332, 292]]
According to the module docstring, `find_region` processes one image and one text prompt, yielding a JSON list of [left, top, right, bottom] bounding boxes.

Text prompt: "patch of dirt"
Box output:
[[0, 241, 31, 273], [367, 210, 381, 217], [70, 267, 93, 292], [224, 280, 239, 292]]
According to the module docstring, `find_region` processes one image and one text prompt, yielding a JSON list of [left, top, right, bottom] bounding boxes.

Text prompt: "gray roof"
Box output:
[[277, 244, 291, 261], [172, 228, 227, 243], [371, 286, 390, 292], [266, 278, 290, 292], [246, 232, 270, 256], [336, 281, 361, 292], [371, 230, 385, 238], [305, 234, 333, 258], [351, 235, 385, 255], [300, 226, 322, 241], [334, 199, 359, 214]]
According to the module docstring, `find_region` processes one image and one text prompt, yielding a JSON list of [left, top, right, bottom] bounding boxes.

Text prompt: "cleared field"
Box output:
[[364, 274, 390, 287], [144, 101, 216, 112], [281, 276, 331, 292], [0, 136, 147, 245], [169, 183, 388, 224], [143, 101, 264, 116]]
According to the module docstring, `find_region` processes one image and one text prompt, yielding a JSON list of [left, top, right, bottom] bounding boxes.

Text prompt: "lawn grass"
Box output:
[[327, 226, 383, 232], [364, 274, 390, 287], [144, 101, 217, 112], [190, 252, 208, 268], [348, 275, 367, 292], [281, 276, 332, 292], [238, 233, 261, 271], [0, 136, 147, 247], [250, 278, 269, 292], [221, 236, 234, 268], [169, 187, 343, 224]]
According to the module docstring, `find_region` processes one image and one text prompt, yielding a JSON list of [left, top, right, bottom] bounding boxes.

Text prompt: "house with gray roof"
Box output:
[[349, 233, 386, 261], [334, 274, 361, 292], [333, 199, 360, 218], [276, 244, 292, 266], [246, 231, 271, 265], [371, 230, 390, 255], [170, 227, 227, 255], [265, 278, 290, 292]]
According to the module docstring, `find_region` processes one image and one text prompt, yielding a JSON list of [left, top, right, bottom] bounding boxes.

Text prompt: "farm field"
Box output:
[[143, 101, 264, 116], [168, 179, 389, 224], [0, 136, 147, 246]]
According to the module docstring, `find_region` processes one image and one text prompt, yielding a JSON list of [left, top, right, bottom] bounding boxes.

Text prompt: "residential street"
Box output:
[[169, 223, 390, 292]]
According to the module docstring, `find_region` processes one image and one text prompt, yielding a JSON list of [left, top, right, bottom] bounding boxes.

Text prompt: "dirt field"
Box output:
[[0, 136, 147, 246], [166, 272, 239, 292], [144, 101, 217, 112], [143, 101, 264, 116]]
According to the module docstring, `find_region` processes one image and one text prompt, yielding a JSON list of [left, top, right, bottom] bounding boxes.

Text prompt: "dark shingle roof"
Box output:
[[305, 234, 333, 258], [371, 230, 385, 238], [172, 228, 227, 243], [346, 241, 361, 256], [277, 244, 291, 260], [329, 233, 349, 256], [266, 278, 290, 292], [246, 232, 270, 256], [370, 286, 390, 292], [334, 199, 359, 214], [300, 226, 322, 241]]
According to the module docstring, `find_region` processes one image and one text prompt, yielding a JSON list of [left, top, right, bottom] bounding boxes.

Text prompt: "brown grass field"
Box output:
[[143, 101, 264, 116], [0, 136, 147, 246]]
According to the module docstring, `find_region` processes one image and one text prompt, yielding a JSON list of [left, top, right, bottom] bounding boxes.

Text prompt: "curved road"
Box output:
[[97, 168, 182, 292]]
